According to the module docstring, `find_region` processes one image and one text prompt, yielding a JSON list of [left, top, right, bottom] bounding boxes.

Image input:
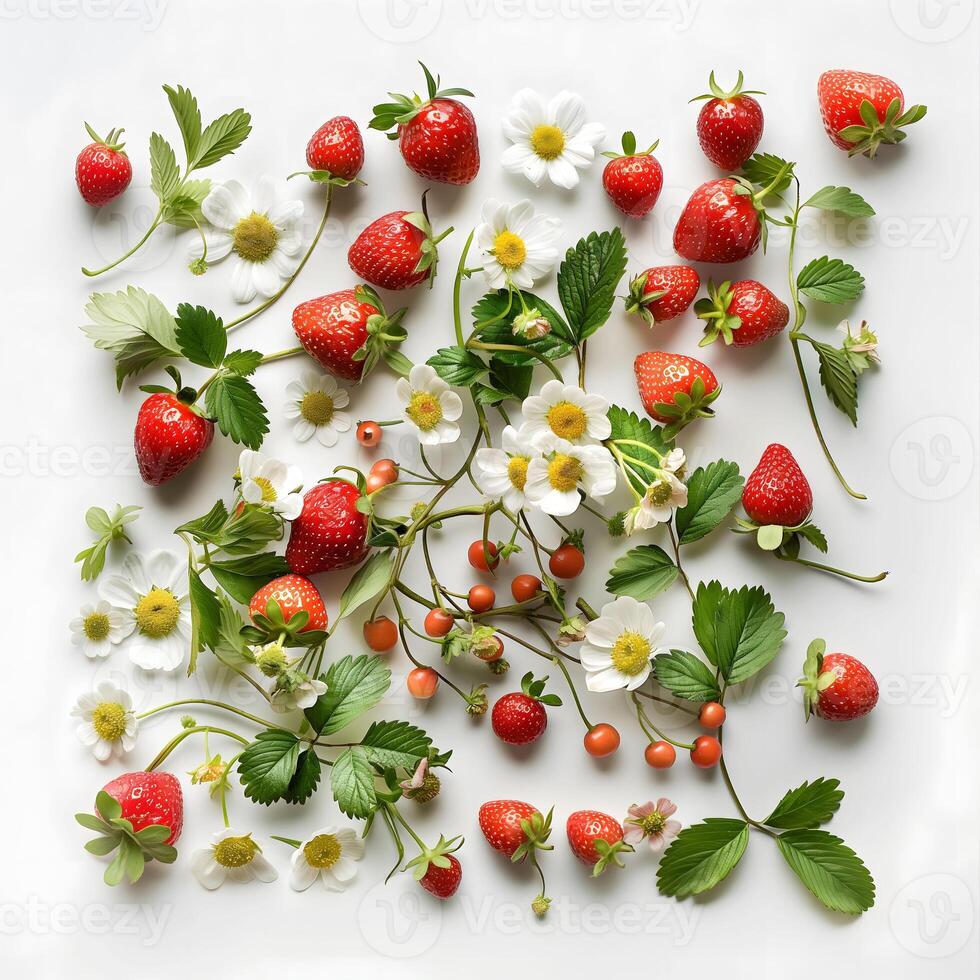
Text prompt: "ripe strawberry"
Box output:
[[799, 640, 879, 721], [249, 574, 327, 633], [624, 265, 700, 326], [673, 177, 762, 263], [634, 351, 721, 432], [370, 63, 479, 184], [491, 673, 561, 745], [305, 115, 364, 181], [99, 771, 183, 844], [479, 800, 553, 860], [696, 278, 789, 347], [566, 810, 633, 876], [817, 69, 927, 158], [75, 123, 132, 206], [286, 479, 369, 575], [742, 444, 813, 528], [134, 392, 214, 486], [292, 285, 406, 381], [406, 834, 464, 899], [692, 71, 765, 171], [601, 132, 663, 218]]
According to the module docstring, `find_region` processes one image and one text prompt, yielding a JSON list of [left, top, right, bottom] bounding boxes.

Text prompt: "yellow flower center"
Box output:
[[134, 588, 180, 639], [406, 391, 443, 432], [641, 811, 667, 835], [547, 453, 583, 493], [213, 835, 259, 868], [546, 401, 588, 441], [507, 456, 529, 491], [303, 833, 342, 869], [530, 124, 566, 161], [232, 212, 279, 263], [646, 480, 674, 507], [610, 631, 653, 676], [83, 611, 111, 642], [492, 230, 527, 271], [91, 702, 127, 742], [300, 390, 335, 426], [252, 476, 278, 502]]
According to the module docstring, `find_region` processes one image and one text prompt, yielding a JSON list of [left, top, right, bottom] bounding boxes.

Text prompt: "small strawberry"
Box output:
[[370, 62, 479, 185], [634, 350, 721, 434], [817, 69, 927, 158], [406, 834, 464, 900], [624, 265, 701, 326], [691, 71, 765, 171], [285, 479, 369, 575], [305, 115, 364, 181], [134, 387, 214, 487], [566, 810, 633, 877], [601, 131, 663, 218], [479, 800, 554, 916], [673, 177, 762, 263], [490, 672, 561, 745], [249, 574, 328, 633], [696, 278, 789, 347], [75, 123, 132, 206], [799, 639, 879, 721], [742, 444, 813, 528]]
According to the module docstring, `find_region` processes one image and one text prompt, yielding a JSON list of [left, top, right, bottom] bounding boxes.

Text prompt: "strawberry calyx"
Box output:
[[732, 515, 824, 554], [519, 671, 563, 707], [591, 836, 634, 877], [623, 271, 668, 326], [287, 169, 364, 188], [404, 833, 464, 880], [137, 366, 210, 419], [512, 806, 555, 863], [242, 597, 327, 648], [653, 375, 722, 441], [602, 130, 660, 160], [350, 283, 411, 378], [402, 192, 453, 287], [690, 69, 765, 104], [695, 279, 742, 346], [796, 637, 835, 721], [838, 97, 928, 159], [84, 121, 128, 154], [369, 62, 475, 138]]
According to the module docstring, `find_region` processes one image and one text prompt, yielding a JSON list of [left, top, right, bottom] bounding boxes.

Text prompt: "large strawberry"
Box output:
[[134, 391, 214, 486], [305, 115, 364, 181], [673, 177, 762, 263], [479, 800, 554, 916], [76, 123, 132, 206], [601, 131, 663, 218], [692, 71, 765, 171], [696, 278, 789, 347], [491, 673, 561, 745], [370, 63, 479, 184], [799, 639, 879, 721], [286, 479, 369, 575], [817, 69, 927, 158], [634, 350, 721, 434], [566, 810, 632, 876], [624, 265, 700, 326], [742, 444, 813, 528], [249, 574, 327, 633]]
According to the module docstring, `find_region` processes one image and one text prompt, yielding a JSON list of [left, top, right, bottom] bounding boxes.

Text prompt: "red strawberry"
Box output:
[[692, 71, 765, 171], [696, 278, 789, 347], [673, 177, 762, 263], [99, 771, 183, 845], [370, 63, 479, 185], [491, 673, 560, 745], [634, 351, 721, 432], [305, 115, 364, 181], [407, 834, 464, 900], [75, 123, 132, 206], [479, 800, 552, 859], [625, 265, 701, 326], [742, 444, 813, 528], [601, 132, 663, 218], [566, 810, 632, 876], [286, 479, 369, 575], [799, 641, 879, 721], [249, 574, 327, 632], [817, 69, 927, 158], [134, 392, 214, 486]]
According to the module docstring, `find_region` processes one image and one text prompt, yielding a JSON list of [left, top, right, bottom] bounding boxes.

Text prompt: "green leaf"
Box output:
[[237, 730, 301, 805], [360, 720, 432, 768], [212, 507, 282, 556], [675, 460, 744, 544], [657, 819, 750, 898], [331, 746, 377, 818], [812, 340, 858, 425], [213, 591, 252, 667], [606, 405, 673, 495], [162, 178, 209, 228], [209, 552, 290, 604], [487, 357, 533, 402], [796, 521, 829, 554], [765, 778, 844, 830], [204, 374, 269, 450], [175, 499, 228, 542], [797, 256, 865, 304], [193, 107, 252, 170], [163, 84, 202, 163], [426, 346, 487, 385], [804, 185, 875, 218], [740, 153, 794, 195], [557, 228, 628, 342], [222, 349, 263, 377], [776, 830, 875, 914], [149, 132, 181, 202], [304, 655, 391, 736], [187, 567, 220, 674], [282, 749, 322, 805], [652, 650, 722, 702], [174, 304, 227, 369], [336, 552, 393, 621], [605, 545, 678, 600], [471, 289, 574, 363]]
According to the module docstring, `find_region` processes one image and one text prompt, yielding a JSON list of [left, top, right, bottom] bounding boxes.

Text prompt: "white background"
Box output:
[[1, 0, 978, 976]]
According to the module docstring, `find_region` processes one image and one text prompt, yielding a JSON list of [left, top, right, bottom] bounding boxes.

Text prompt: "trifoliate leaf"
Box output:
[[657, 819, 750, 898]]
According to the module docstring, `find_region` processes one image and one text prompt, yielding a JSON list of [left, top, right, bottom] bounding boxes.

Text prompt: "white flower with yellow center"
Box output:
[[190, 828, 278, 890], [269, 673, 328, 714], [524, 439, 616, 516], [238, 449, 304, 521], [289, 825, 366, 892], [502, 89, 606, 189], [284, 370, 351, 447], [625, 472, 688, 534], [474, 198, 561, 290], [190, 176, 305, 303], [71, 681, 139, 761], [520, 380, 611, 450], [580, 596, 668, 692], [99, 551, 190, 671], [395, 364, 463, 446], [474, 424, 541, 511], [69, 599, 132, 659]]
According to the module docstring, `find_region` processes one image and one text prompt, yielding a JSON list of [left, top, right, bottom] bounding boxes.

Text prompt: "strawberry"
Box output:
[[566, 810, 633, 876], [286, 479, 369, 575], [673, 177, 762, 263], [634, 351, 721, 433], [406, 834, 464, 900], [799, 640, 878, 721], [370, 63, 479, 185], [696, 278, 789, 347], [478, 800, 553, 860], [692, 71, 765, 171], [624, 265, 700, 326], [817, 69, 927, 158], [305, 115, 364, 181], [292, 285, 406, 382], [75, 123, 132, 206], [601, 132, 663, 218], [742, 444, 813, 528], [134, 391, 214, 487], [491, 673, 561, 745], [249, 574, 328, 633]]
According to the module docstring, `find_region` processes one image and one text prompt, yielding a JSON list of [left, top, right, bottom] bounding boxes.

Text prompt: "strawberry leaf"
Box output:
[[776, 830, 875, 914], [222, 349, 263, 377], [304, 655, 391, 736], [812, 340, 858, 425], [209, 552, 290, 604], [427, 346, 488, 386], [175, 304, 227, 368], [765, 778, 844, 830], [238, 729, 302, 805], [281, 749, 322, 805], [149, 132, 181, 203], [204, 374, 269, 449], [797, 256, 865, 304], [331, 746, 377, 818], [360, 720, 433, 769], [336, 552, 394, 621], [804, 186, 875, 218], [187, 567, 220, 674], [657, 819, 750, 898], [675, 460, 744, 544], [557, 228, 628, 343], [652, 650, 721, 702], [605, 545, 678, 600]]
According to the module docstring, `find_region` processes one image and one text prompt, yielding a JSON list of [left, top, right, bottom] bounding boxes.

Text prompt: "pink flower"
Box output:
[[399, 758, 428, 793], [623, 798, 681, 853]]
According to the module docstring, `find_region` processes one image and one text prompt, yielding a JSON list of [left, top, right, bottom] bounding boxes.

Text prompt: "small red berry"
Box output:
[[690, 735, 723, 769], [510, 574, 542, 603], [645, 740, 677, 769], [583, 724, 621, 758], [424, 608, 455, 637], [467, 584, 495, 613], [357, 421, 383, 448], [407, 667, 439, 699], [363, 616, 399, 652], [698, 702, 727, 729], [548, 544, 584, 580], [467, 539, 500, 572]]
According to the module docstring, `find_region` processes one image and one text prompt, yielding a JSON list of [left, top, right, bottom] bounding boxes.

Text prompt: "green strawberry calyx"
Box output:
[[404, 833, 464, 881], [602, 131, 660, 160], [696, 279, 742, 346], [623, 271, 668, 326], [402, 192, 454, 289], [591, 836, 634, 877], [369, 62, 474, 138], [796, 637, 836, 721], [653, 374, 722, 441], [241, 597, 327, 649], [732, 515, 825, 554], [287, 169, 365, 188], [519, 671, 563, 707], [513, 806, 555, 863], [84, 122, 128, 154], [839, 98, 928, 159], [351, 284, 411, 380], [690, 69, 765, 104]]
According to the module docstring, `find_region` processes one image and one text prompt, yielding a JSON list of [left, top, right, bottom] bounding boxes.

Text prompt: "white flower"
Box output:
[[474, 424, 542, 511], [580, 596, 669, 693], [270, 675, 327, 714], [521, 380, 611, 449], [190, 828, 278, 890], [502, 89, 606, 189], [512, 308, 551, 340], [99, 551, 190, 671], [68, 600, 132, 659], [662, 448, 687, 476], [395, 364, 463, 446], [524, 439, 617, 517], [624, 472, 688, 534], [284, 369, 352, 447], [238, 449, 304, 521], [474, 198, 561, 290], [289, 825, 365, 892], [190, 176, 305, 303], [71, 681, 138, 762]]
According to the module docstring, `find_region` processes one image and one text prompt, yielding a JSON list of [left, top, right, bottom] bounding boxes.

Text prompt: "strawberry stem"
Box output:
[[778, 554, 888, 583]]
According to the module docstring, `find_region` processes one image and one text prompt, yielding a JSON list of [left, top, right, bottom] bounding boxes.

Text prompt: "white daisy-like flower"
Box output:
[[284, 369, 352, 447], [71, 681, 138, 762], [580, 596, 669, 693], [502, 89, 606, 189], [99, 551, 190, 671], [524, 439, 617, 517], [189, 176, 305, 303], [289, 825, 366, 892], [238, 449, 304, 521], [474, 424, 542, 512], [69, 600, 132, 659], [270, 675, 328, 714], [520, 380, 611, 450], [624, 473, 689, 534], [395, 364, 463, 446], [474, 198, 561, 290], [190, 829, 278, 890]]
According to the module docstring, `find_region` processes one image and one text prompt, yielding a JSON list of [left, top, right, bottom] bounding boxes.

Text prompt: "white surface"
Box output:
[[2, 0, 978, 976]]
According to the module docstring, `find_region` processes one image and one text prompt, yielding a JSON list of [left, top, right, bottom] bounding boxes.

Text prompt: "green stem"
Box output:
[[778, 554, 888, 583], [137, 698, 277, 728], [144, 725, 249, 772], [467, 340, 563, 381], [81, 212, 162, 277]]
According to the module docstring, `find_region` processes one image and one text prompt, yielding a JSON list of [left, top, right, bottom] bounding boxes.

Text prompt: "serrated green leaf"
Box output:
[[471, 289, 574, 363], [222, 349, 263, 377], [675, 460, 744, 544], [162, 178, 210, 228], [212, 507, 282, 556], [282, 749, 322, 805], [209, 552, 290, 604], [204, 374, 269, 449], [187, 567, 220, 674], [652, 650, 722, 702], [331, 746, 377, 818], [487, 356, 533, 402], [740, 153, 794, 195], [797, 256, 865, 304], [796, 521, 829, 553], [557, 228, 628, 342], [804, 185, 875, 218], [193, 107, 252, 170], [163, 84, 202, 163], [237, 730, 301, 805], [605, 545, 678, 600], [175, 304, 227, 368], [149, 132, 180, 203], [304, 655, 391, 736], [657, 819, 750, 898], [606, 405, 674, 495], [213, 591, 252, 667], [175, 499, 229, 543], [812, 340, 858, 424], [776, 830, 875, 914], [360, 720, 432, 768], [765, 778, 844, 830], [426, 346, 487, 386], [336, 552, 393, 621]]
